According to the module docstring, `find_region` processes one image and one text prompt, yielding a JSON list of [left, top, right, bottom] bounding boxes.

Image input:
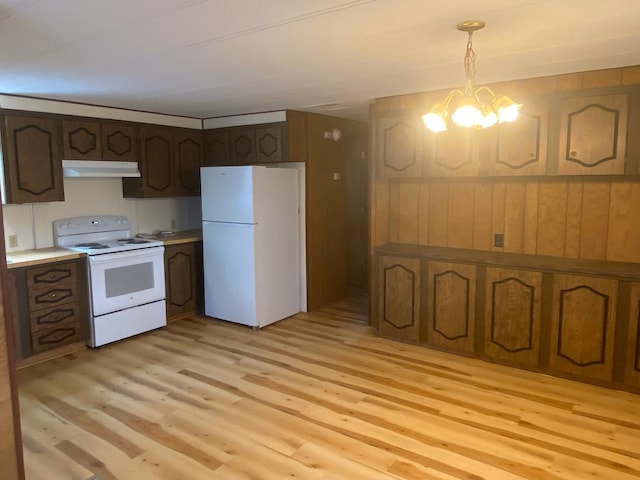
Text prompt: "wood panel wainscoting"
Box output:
[[17, 292, 640, 479]]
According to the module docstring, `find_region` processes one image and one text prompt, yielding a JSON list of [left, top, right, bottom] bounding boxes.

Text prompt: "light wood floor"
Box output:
[[18, 291, 640, 479]]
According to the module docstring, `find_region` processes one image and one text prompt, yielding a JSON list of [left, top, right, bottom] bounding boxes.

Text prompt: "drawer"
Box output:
[[31, 322, 81, 353], [27, 262, 78, 290], [29, 302, 82, 333], [28, 284, 80, 312]]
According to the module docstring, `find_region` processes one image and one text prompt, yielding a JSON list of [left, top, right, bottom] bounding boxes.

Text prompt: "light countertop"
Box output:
[[6, 247, 85, 269], [149, 229, 202, 246], [5, 229, 202, 269]]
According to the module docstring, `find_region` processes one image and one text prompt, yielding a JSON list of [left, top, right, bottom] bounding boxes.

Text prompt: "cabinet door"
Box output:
[[422, 128, 477, 177], [165, 243, 197, 317], [377, 255, 421, 342], [62, 119, 101, 160], [139, 127, 175, 197], [230, 128, 256, 165], [426, 261, 476, 353], [549, 274, 618, 381], [174, 131, 202, 196], [625, 283, 640, 388], [102, 122, 138, 162], [376, 115, 420, 178], [488, 100, 549, 176], [557, 94, 628, 175], [256, 125, 283, 163], [3, 115, 64, 204], [203, 130, 230, 166], [484, 268, 542, 366]]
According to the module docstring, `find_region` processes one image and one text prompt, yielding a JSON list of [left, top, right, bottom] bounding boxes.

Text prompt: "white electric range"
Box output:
[[53, 215, 167, 347]]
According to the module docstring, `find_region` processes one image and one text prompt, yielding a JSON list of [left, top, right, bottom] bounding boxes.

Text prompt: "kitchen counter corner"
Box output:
[[6, 247, 86, 269], [156, 229, 202, 246]]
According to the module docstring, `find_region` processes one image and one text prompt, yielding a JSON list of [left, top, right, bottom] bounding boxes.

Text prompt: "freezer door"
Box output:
[[200, 166, 256, 224], [202, 221, 257, 326]]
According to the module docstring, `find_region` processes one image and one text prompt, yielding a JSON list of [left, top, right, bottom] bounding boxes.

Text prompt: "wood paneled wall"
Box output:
[[306, 113, 367, 310], [373, 177, 640, 263], [371, 66, 640, 264]]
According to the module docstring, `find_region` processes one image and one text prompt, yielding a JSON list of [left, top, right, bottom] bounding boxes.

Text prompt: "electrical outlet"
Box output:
[[494, 233, 504, 248], [170, 219, 177, 230], [8, 234, 18, 248]]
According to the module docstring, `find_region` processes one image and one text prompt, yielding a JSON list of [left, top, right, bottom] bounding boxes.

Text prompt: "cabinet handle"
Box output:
[[50, 293, 57, 298], [570, 150, 578, 157]]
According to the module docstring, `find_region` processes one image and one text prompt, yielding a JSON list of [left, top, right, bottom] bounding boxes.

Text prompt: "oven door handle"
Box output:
[[87, 246, 165, 264]]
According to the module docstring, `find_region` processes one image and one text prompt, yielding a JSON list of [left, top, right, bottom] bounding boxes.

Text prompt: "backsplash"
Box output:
[[2, 177, 202, 252]]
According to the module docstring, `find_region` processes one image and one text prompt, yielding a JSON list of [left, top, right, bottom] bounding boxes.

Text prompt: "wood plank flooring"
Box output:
[[18, 291, 640, 479]]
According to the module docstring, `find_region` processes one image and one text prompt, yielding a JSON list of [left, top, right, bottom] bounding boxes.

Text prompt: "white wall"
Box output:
[[3, 178, 201, 252]]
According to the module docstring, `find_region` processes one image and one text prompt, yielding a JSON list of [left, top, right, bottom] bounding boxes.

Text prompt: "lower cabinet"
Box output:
[[484, 267, 542, 366], [374, 247, 640, 393], [164, 242, 203, 318], [625, 283, 640, 388], [549, 274, 618, 382], [426, 261, 476, 354], [377, 255, 421, 342], [9, 259, 88, 361]]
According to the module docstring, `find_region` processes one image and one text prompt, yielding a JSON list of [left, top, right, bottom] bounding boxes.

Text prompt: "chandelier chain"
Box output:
[[463, 32, 476, 84]]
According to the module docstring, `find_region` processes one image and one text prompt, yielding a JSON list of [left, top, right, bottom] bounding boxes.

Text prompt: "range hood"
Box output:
[[62, 160, 141, 178]]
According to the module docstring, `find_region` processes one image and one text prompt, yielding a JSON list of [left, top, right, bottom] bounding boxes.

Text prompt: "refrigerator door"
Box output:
[[200, 166, 256, 224], [202, 220, 257, 326]]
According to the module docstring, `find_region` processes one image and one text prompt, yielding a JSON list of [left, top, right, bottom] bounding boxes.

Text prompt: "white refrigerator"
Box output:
[[200, 165, 300, 328]]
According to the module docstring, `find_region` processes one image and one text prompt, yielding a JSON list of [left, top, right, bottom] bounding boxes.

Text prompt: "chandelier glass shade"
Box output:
[[422, 20, 522, 133]]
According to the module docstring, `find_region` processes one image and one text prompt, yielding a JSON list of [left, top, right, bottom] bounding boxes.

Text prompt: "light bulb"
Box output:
[[478, 104, 498, 128], [451, 97, 482, 128], [493, 95, 522, 123], [422, 103, 448, 132]]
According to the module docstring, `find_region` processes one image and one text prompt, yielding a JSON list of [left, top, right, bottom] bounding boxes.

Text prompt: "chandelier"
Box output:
[[422, 20, 522, 133]]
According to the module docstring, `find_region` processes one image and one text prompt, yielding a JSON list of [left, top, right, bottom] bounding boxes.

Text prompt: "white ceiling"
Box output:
[[1, 0, 639, 122]]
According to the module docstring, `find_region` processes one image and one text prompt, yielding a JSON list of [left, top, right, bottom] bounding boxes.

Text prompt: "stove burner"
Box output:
[[118, 238, 149, 245], [74, 242, 109, 249]]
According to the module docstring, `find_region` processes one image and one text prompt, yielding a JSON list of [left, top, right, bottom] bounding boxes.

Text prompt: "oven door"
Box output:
[[88, 246, 165, 316]]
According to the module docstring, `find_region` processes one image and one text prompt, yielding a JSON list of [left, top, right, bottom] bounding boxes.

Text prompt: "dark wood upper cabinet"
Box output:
[[2, 114, 65, 204], [555, 93, 628, 175], [124, 127, 203, 198], [487, 99, 549, 176], [62, 119, 101, 160], [376, 115, 419, 178], [420, 126, 480, 177], [230, 128, 256, 165], [256, 126, 283, 163], [63, 119, 137, 162], [129, 126, 176, 198], [203, 131, 230, 166], [202, 110, 308, 166], [174, 130, 202, 196], [101, 122, 138, 162]]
